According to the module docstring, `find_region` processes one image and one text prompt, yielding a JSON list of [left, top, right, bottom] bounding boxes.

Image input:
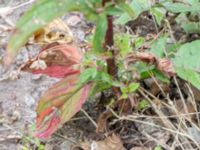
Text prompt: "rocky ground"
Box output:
[[0, 0, 94, 149]]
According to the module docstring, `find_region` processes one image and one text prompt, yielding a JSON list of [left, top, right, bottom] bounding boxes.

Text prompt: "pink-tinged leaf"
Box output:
[[157, 58, 175, 77], [36, 108, 61, 139], [32, 65, 80, 78], [22, 44, 82, 78], [126, 52, 175, 77], [60, 84, 91, 123], [36, 74, 78, 119], [35, 74, 91, 139]]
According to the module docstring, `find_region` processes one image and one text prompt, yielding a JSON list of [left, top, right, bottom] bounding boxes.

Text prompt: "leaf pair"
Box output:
[[19, 43, 91, 139], [32, 44, 92, 139]]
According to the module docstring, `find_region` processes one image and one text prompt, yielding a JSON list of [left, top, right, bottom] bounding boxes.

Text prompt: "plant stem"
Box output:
[[102, 0, 121, 99], [105, 15, 115, 76]]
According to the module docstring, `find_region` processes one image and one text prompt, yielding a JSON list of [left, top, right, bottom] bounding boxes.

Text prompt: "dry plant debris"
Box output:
[[80, 134, 125, 150], [31, 19, 73, 44]]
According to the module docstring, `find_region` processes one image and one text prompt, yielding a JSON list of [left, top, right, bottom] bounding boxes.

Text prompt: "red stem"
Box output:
[[102, 0, 121, 98]]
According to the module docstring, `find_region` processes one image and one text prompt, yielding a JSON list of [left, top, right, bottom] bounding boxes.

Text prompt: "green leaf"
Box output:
[[120, 82, 139, 99], [154, 145, 163, 150], [162, 2, 200, 13], [121, 93, 128, 99], [105, 6, 124, 16], [93, 13, 108, 52], [138, 99, 150, 110], [176, 67, 200, 90], [100, 71, 112, 83], [121, 86, 128, 94], [173, 40, 200, 70], [134, 62, 169, 83], [7, 0, 97, 58], [184, 0, 199, 5], [134, 37, 145, 49], [115, 33, 132, 56], [154, 69, 170, 83], [173, 40, 200, 90], [150, 35, 168, 58], [115, 0, 152, 24], [120, 82, 139, 96], [128, 82, 140, 93], [150, 7, 166, 26], [181, 21, 200, 34], [166, 43, 181, 55], [134, 62, 154, 79], [117, 2, 136, 18], [89, 81, 112, 96], [176, 13, 200, 34], [79, 68, 98, 84]]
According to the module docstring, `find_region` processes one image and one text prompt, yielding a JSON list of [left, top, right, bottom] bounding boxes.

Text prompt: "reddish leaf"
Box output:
[[127, 52, 175, 77], [127, 52, 156, 64], [157, 58, 175, 77], [36, 108, 61, 139], [35, 74, 91, 139], [32, 65, 80, 78], [60, 84, 91, 123], [22, 43, 82, 78]]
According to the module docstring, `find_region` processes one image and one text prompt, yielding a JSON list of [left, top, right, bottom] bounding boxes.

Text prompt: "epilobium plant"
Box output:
[[6, 0, 200, 139]]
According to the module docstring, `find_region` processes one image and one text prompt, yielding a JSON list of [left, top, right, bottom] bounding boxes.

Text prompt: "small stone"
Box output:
[[11, 110, 21, 122]]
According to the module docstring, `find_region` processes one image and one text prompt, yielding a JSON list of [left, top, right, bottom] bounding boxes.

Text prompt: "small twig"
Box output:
[[173, 77, 189, 122], [108, 107, 200, 149], [54, 133, 77, 144], [81, 109, 97, 128]]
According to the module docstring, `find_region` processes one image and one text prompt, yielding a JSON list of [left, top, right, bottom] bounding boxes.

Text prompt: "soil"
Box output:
[[0, 0, 94, 149]]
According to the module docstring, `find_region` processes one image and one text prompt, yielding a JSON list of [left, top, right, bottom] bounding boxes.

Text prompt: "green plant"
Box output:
[[5, 0, 200, 140]]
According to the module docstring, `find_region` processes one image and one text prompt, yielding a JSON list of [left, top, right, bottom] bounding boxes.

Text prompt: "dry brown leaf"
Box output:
[[80, 134, 125, 150], [182, 84, 200, 102], [31, 19, 73, 44], [175, 100, 196, 120], [29, 59, 47, 70], [96, 110, 113, 133], [157, 58, 175, 77], [126, 52, 175, 77], [150, 82, 170, 96], [127, 52, 156, 64], [162, 99, 196, 120], [191, 86, 200, 101]]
